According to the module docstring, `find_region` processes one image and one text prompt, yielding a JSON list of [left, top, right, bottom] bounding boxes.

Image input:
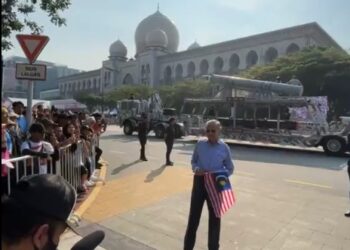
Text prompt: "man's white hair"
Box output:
[[205, 119, 222, 130]]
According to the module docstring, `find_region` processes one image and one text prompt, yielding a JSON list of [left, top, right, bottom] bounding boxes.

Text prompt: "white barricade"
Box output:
[[2, 155, 54, 195], [2, 137, 100, 196], [57, 141, 83, 190]]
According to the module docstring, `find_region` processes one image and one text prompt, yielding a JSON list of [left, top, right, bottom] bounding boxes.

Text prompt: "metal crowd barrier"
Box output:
[[57, 141, 83, 190], [3, 155, 54, 195], [2, 136, 100, 195]]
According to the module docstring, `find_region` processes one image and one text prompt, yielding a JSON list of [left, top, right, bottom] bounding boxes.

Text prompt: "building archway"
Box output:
[[214, 56, 224, 73], [246, 50, 258, 68], [265, 47, 278, 63], [200, 59, 209, 75], [187, 61, 195, 78], [93, 78, 97, 89], [229, 54, 240, 73], [175, 64, 183, 81], [164, 66, 172, 84], [123, 74, 134, 84], [286, 43, 300, 54]]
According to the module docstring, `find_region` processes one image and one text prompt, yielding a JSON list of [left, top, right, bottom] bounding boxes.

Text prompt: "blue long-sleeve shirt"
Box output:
[[191, 139, 234, 176], [17, 115, 27, 134]]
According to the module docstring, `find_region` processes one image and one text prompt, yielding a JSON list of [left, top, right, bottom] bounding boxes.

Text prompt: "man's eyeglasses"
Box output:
[[206, 129, 216, 133]]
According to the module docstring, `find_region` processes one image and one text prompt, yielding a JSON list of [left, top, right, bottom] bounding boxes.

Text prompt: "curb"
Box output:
[[74, 163, 107, 219]]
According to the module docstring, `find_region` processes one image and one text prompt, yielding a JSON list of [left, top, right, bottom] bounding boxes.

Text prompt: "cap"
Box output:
[[9, 174, 79, 233]]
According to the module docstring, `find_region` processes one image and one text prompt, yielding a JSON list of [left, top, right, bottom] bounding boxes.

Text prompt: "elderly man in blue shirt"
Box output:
[[184, 119, 234, 250]]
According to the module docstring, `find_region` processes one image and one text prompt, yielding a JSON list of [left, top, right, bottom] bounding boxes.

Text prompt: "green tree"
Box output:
[[241, 47, 350, 116], [74, 93, 100, 112], [158, 80, 212, 111], [106, 85, 155, 101], [2, 0, 71, 50]]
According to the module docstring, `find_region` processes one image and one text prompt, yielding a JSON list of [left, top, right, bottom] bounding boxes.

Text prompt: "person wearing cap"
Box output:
[[1, 174, 77, 250], [138, 112, 149, 161], [2, 107, 14, 156], [2, 107, 13, 197]]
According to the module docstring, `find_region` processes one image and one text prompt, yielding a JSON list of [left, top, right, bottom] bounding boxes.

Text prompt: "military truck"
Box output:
[[181, 74, 350, 156], [118, 93, 184, 139]]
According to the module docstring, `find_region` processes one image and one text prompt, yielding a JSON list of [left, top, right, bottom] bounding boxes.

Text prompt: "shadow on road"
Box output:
[[111, 160, 140, 175], [144, 164, 166, 183]]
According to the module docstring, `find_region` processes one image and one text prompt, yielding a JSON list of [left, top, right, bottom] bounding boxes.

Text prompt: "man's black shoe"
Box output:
[[140, 158, 148, 161], [345, 211, 350, 217], [166, 162, 174, 166]]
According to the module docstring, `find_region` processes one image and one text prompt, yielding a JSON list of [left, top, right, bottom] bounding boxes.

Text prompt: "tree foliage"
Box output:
[[106, 84, 155, 101], [241, 47, 350, 116], [2, 0, 71, 50], [157, 80, 212, 111]]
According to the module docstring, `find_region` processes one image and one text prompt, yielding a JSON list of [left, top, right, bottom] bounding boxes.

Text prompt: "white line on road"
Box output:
[[235, 171, 255, 177], [284, 179, 333, 189], [109, 150, 126, 154]]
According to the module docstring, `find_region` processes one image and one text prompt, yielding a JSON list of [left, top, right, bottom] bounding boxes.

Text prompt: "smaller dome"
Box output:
[[187, 41, 200, 50], [145, 29, 168, 48], [109, 39, 127, 58]]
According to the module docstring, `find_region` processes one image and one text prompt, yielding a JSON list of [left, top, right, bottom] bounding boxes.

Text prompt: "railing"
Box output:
[[3, 155, 55, 195], [2, 135, 100, 195]]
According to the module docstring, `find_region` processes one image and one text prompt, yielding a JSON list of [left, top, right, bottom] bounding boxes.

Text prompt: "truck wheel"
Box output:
[[322, 136, 346, 156], [123, 122, 133, 135], [155, 125, 165, 138]]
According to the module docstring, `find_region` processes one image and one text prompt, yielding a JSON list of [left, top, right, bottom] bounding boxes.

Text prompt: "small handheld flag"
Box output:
[[204, 172, 235, 218]]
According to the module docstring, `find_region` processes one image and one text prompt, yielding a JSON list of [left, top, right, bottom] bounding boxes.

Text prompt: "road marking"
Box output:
[[235, 171, 255, 177], [284, 179, 333, 189], [109, 150, 126, 154]]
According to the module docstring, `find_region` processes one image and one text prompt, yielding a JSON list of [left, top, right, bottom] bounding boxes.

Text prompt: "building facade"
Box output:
[[58, 10, 342, 98]]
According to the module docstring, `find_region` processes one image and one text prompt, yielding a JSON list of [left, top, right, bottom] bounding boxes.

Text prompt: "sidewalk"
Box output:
[[78, 166, 350, 250]]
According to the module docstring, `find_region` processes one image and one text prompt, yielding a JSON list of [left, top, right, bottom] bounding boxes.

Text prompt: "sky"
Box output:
[[3, 0, 350, 71]]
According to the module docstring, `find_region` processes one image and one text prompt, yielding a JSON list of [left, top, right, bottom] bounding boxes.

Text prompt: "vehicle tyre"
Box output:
[[155, 125, 165, 138], [123, 121, 133, 135], [322, 136, 346, 156]]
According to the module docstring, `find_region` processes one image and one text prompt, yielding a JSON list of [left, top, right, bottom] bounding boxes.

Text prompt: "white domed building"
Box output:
[[59, 9, 342, 97]]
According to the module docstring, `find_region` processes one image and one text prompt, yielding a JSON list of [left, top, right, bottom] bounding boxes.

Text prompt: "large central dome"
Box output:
[[135, 10, 179, 55]]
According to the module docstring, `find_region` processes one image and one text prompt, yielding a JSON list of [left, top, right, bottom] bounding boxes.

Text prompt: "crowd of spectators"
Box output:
[[1, 101, 106, 199]]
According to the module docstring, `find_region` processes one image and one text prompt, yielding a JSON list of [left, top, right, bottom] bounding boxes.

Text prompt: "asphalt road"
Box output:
[[102, 126, 348, 195]]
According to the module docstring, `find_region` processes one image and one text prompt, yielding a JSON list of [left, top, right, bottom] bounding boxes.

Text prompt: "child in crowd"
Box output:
[[21, 123, 54, 174]]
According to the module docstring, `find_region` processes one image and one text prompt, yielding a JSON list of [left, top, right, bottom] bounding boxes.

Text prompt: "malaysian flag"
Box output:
[[204, 172, 235, 218]]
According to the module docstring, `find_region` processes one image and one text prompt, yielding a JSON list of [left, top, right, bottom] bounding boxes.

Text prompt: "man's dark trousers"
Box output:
[[139, 136, 147, 160], [184, 175, 221, 250], [165, 139, 174, 163]]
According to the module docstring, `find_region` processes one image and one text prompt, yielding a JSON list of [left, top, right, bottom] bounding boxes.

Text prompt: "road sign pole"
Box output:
[[26, 80, 34, 125]]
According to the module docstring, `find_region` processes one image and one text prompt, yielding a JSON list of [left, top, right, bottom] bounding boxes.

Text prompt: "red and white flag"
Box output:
[[204, 172, 235, 218]]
